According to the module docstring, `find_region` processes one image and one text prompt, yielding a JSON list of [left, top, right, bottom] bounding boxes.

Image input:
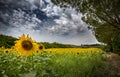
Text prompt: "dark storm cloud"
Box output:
[[0, 0, 31, 10], [0, 0, 99, 45], [0, 0, 30, 29], [0, 0, 58, 29], [0, 0, 85, 35]]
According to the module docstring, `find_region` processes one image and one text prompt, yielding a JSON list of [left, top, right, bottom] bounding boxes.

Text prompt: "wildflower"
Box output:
[[38, 44, 45, 50], [4, 49, 10, 54], [14, 34, 38, 56], [36, 44, 45, 53]]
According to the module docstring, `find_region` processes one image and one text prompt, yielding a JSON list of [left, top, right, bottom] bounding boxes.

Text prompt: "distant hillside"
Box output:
[[0, 34, 101, 48], [0, 34, 17, 48], [40, 42, 76, 49], [0, 34, 76, 48]]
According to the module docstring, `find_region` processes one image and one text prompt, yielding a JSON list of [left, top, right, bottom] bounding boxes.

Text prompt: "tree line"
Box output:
[[0, 34, 75, 48]]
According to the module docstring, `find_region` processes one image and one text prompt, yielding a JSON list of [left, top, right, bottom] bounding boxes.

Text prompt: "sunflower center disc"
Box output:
[[22, 40, 33, 50], [39, 46, 43, 50], [5, 51, 8, 53]]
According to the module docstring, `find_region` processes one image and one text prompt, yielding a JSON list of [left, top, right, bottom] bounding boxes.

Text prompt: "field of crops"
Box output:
[[0, 46, 107, 77], [0, 35, 108, 77], [45, 48, 102, 53]]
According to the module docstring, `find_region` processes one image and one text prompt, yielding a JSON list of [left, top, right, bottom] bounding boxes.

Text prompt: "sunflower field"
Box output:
[[0, 35, 108, 77]]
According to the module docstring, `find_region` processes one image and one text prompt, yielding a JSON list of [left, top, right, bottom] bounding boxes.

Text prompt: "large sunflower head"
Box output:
[[14, 34, 38, 56]]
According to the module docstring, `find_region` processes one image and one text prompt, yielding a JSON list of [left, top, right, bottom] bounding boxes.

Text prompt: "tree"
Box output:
[[51, 0, 120, 30], [51, 0, 120, 52], [0, 34, 17, 48], [95, 23, 117, 52]]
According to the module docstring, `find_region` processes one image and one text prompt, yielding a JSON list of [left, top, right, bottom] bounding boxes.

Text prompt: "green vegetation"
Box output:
[[0, 34, 17, 48], [0, 51, 106, 77], [0, 34, 103, 49], [40, 42, 76, 49], [95, 23, 120, 53], [50, 52, 106, 77], [0, 34, 75, 49]]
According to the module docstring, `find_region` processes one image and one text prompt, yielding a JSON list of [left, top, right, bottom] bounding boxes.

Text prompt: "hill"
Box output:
[[0, 34, 17, 48], [40, 42, 76, 49], [0, 34, 101, 48], [0, 34, 76, 48]]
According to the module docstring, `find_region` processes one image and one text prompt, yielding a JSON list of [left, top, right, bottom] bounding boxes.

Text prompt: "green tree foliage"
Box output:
[[40, 42, 75, 49], [95, 23, 120, 52], [112, 31, 120, 53], [0, 34, 17, 48], [51, 0, 120, 53], [51, 0, 120, 30]]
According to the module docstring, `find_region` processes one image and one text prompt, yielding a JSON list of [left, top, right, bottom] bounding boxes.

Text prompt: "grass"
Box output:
[[49, 52, 105, 77], [0, 47, 106, 77]]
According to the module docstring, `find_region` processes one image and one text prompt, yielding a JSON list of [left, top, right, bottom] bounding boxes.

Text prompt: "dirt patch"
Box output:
[[105, 52, 120, 77]]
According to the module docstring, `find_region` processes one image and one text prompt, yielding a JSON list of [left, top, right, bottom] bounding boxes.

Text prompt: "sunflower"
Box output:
[[4, 49, 11, 54], [0, 46, 5, 51], [14, 34, 38, 56], [38, 44, 45, 50], [36, 44, 45, 53]]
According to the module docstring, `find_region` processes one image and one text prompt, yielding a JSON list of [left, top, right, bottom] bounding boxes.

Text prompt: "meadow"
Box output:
[[0, 47, 107, 77]]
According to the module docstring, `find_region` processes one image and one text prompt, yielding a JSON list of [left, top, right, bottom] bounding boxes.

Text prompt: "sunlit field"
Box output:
[[0, 35, 107, 77], [45, 48, 102, 53], [0, 47, 106, 77]]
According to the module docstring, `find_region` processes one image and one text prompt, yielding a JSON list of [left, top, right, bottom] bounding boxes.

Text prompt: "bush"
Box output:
[[112, 32, 120, 54], [100, 31, 120, 54]]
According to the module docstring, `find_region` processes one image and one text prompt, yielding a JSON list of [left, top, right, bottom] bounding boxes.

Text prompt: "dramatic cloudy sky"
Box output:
[[0, 0, 99, 45]]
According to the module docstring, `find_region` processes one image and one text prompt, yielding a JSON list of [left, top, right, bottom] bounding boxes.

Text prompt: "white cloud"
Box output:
[[54, 17, 68, 25], [0, 0, 99, 45]]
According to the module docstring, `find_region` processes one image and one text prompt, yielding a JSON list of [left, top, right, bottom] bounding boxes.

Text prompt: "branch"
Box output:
[[96, 13, 120, 30]]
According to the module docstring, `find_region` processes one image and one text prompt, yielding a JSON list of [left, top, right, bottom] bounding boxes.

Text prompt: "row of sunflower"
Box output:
[[45, 48, 102, 54], [0, 34, 45, 56]]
